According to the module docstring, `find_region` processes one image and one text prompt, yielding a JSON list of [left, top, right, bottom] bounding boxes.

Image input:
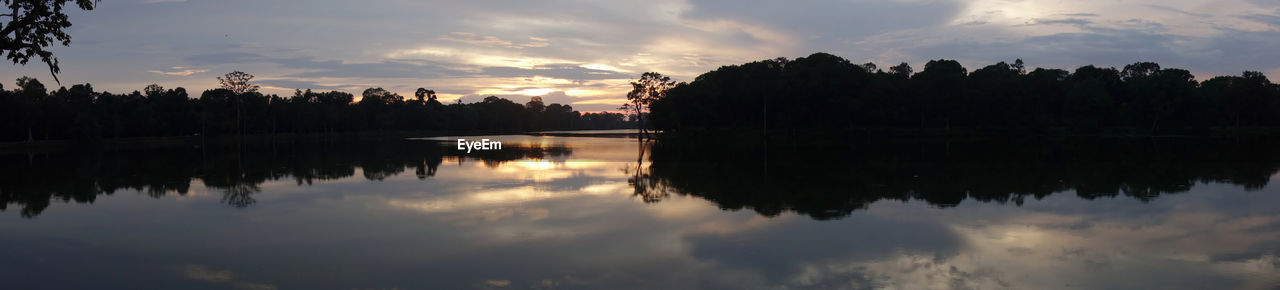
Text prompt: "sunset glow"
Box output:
[[1, 0, 1276, 111]]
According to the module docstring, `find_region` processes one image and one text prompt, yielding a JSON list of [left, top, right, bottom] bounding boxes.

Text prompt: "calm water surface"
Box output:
[[1, 131, 1279, 289]]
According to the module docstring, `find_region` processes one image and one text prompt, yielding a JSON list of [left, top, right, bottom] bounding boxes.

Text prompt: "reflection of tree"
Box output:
[[414, 158, 441, 180], [0, 140, 572, 217], [625, 139, 669, 203], [627, 166, 669, 203], [464, 145, 573, 168], [639, 134, 1280, 220], [220, 184, 259, 208]]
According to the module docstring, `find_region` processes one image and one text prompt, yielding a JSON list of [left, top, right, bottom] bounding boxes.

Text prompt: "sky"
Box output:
[[3, 0, 1279, 112]]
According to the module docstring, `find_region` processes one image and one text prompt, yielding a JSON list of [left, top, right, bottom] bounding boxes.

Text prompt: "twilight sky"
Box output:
[[3, 0, 1279, 111]]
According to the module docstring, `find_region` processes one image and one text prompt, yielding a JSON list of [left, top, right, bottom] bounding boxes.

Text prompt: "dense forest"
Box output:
[[650, 53, 1280, 135], [0, 74, 632, 142], [8, 52, 1280, 142]]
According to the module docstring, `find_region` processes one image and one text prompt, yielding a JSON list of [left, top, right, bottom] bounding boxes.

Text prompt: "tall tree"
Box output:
[[914, 59, 967, 129], [525, 96, 545, 113], [1, 0, 98, 84], [216, 71, 259, 137], [889, 62, 912, 77], [217, 71, 260, 95], [414, 87, 436, 102], [625, 72, 675, 138]]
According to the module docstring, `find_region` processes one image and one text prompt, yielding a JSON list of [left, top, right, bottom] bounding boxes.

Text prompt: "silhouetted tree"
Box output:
[[650, 52, 1280, 136], [625, 72, 675, 137], [914, 59, 966, 129], [217, 71, 259, 95], [525, 96, 545, 113], [0, 76, 637, 142], [414, 87, 436, 102], [861, 62, 878, 72], [0, 0, 98, 84], [9, 52, 1280, 142], [215, 71, 261, 136], [889, 62, 912, 77]]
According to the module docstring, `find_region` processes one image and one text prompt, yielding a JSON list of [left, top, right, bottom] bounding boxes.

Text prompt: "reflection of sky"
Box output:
[[0, 136, 1278, 289]]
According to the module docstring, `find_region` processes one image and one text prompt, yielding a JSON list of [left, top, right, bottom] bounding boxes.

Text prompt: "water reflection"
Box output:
[[0, 134, 1277, 289], [0, 139, 571, 217], [637, 136, 1280, 220]]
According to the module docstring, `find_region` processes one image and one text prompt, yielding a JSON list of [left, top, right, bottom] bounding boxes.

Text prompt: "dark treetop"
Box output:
[[1, 0, 98, 84]]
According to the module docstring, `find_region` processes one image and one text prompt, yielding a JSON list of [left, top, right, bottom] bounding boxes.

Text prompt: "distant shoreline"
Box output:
[[8, 126, 1279, 155], [0, 129, 637, 154]]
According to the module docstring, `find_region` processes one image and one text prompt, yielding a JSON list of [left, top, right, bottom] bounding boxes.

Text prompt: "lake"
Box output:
[[1, 131, 1279, 289]]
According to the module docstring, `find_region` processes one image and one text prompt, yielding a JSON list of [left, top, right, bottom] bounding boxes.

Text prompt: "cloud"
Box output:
[[440, 32, 550, 48], [6, 0, 1278, 107], [255, 79, 358, 91], [1144, 4, 1212, 18], [679, 0, 966, 41], [1241, 13, 1280, 27], [1060, 13, 1100, 17], [1030, 18, 1094, 26], [185, 51, 626, 81], [146, 67, 208, 76], [481, 63, 628, 80]]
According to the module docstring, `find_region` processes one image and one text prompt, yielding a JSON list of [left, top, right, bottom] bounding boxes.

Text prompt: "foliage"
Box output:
[[217, 71, 260, 95], [650, 53, 1280, 135], [0, 74, 635, 142], [1, 0, 98, 84], [624, 72, 676, 132]]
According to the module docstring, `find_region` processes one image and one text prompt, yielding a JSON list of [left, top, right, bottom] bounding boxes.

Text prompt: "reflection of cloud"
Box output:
[[172, 264, 278, 290], [180, 264, 232, 282], [433, 207, 551, 226], [670, 184, 1280, 289], [387, 184, 613, 215], [853, 190, 1280, 289], [16, 135, 1277, 289], [682, 214, 965, 285], [384, 154, 628, 218]]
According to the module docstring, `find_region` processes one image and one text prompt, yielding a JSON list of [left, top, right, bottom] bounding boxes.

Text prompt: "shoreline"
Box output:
[[0, 129, 640, 154], [4, 126, 1276, 155]]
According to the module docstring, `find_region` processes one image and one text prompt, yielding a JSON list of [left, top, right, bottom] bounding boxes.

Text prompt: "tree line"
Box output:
[[649, 52, 1280, 135], [0, 72, 632, 142]]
